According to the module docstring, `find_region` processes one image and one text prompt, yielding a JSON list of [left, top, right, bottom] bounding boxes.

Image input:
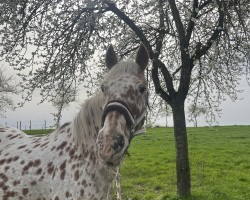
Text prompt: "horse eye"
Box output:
[[139, 85, 146, 94]]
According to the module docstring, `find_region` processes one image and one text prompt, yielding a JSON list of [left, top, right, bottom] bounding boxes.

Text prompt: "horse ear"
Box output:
[[106, 45, 118, 70], [136, 43, 149, 71]]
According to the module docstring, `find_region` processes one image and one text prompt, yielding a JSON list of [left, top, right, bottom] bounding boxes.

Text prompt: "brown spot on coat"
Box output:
[[65, 146, 70, 152], [47, 162, 55, 174], [13, 180, 20, 186], [80, 189, 85, 196], [60, 170, 66, 180], [39, 175, 44, 181], [60, 160, 66, 170], [36, 168, 42, 175], [59, 160, 67, 180], [81, 179, 86, 186], [22, 188, 29, 196], [17, 145, 26, 149], [65, 191, 70, 198], [4, 166, 10, 171], [74, 170, 79, 181], [26, 149, 32, 154], [56, 141, 68, 150], [40, 142, 49, 148], [69, 149, 75, 157], [33, 159, 41, 167], [0, 128, 7, 132], [2, 191, 16, 199], [30, 180, 37, 186], [2, 185, 8, 191], [0, 159, 6, 165], [0, 173, 8, 182], [0, 181, 4, 187], [13, 156, 19, 161], [10, 134, 19, 139], [6, 157, 13, 163], [33, 144, 40, 148]]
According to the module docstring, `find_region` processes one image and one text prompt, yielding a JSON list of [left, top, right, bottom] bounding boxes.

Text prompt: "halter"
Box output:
[[101, 100, 146, 138]]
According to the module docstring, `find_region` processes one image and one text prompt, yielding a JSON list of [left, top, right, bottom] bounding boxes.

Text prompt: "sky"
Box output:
[[1, 65, 250, 129]]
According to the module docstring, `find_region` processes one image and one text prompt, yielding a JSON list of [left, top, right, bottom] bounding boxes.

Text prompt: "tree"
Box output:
[[188, 104, 208, 127], [0, 67, 17, 117], [0, 0, 249, 196], [51, 84, 77, 128]]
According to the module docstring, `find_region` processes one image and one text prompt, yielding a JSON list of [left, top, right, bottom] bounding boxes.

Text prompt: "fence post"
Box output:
[[17, 121, 18, 129], [45, 120, 47, 130], [19, 121, 22, 130], [30, 120, 31, 130]]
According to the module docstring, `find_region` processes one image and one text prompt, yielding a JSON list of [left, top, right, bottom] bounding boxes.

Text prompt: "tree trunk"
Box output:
[[172, 99, 191, 196]]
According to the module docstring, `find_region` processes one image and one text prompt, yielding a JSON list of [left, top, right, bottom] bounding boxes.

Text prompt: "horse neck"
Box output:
[[72, 92, 104, 149]]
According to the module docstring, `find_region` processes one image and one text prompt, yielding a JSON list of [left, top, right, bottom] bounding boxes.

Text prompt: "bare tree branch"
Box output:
[[104, 1, 154, 57], [168, 0, 186, 47], [192, 1, 225, 61], [185, 0, 199, 43]]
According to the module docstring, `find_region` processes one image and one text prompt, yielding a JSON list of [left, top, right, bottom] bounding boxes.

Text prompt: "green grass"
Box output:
[[26, 126, 250, 199], [119, 126, 250, 200]]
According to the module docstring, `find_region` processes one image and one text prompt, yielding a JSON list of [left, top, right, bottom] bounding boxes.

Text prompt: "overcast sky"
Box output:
[[1, 59, 250, 129]]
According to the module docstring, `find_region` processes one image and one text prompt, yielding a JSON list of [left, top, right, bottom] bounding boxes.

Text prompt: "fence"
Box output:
[[1, 120, 55, 130]]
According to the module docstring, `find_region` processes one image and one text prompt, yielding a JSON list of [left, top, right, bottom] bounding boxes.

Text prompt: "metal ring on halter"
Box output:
[[101, 100, 147, 138]]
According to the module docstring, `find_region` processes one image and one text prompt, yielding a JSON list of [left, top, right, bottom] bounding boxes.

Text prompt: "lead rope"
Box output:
[[116, 167, 122, 200]]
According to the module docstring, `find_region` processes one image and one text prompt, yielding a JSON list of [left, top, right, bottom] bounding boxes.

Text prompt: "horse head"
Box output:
[[97, 44, 149, 167]]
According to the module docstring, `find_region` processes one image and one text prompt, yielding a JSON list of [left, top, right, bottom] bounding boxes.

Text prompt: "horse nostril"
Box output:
[[111, 135, 125, 152]]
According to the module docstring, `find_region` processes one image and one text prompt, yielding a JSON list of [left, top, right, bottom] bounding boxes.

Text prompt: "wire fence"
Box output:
[[0, 120, 55, 130]]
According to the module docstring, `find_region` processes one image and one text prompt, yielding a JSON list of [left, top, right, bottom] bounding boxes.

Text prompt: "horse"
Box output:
[[0, 44, 149, 200]]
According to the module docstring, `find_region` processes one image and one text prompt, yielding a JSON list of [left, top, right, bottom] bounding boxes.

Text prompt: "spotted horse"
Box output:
[[0, 44, 149, 200]]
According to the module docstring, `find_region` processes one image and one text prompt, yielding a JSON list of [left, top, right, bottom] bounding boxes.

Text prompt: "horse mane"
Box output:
[[72, 92, 104, 148]]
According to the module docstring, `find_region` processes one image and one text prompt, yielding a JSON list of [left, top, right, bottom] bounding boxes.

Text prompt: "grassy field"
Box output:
[[25, 126, 250, 200], [24, 129, 54, 135], [119, 126, 250, 200]]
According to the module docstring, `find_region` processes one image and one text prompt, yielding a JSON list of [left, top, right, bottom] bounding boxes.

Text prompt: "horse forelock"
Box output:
[[104, 59, 142, 81]]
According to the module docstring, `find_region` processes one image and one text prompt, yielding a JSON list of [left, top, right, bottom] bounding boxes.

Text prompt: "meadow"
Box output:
[[25, 126, 250, 200], [118, 126, 250, 200]]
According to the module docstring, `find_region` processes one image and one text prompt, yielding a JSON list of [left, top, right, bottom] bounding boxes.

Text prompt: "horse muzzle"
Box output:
[[97, 126, 128, 167]]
